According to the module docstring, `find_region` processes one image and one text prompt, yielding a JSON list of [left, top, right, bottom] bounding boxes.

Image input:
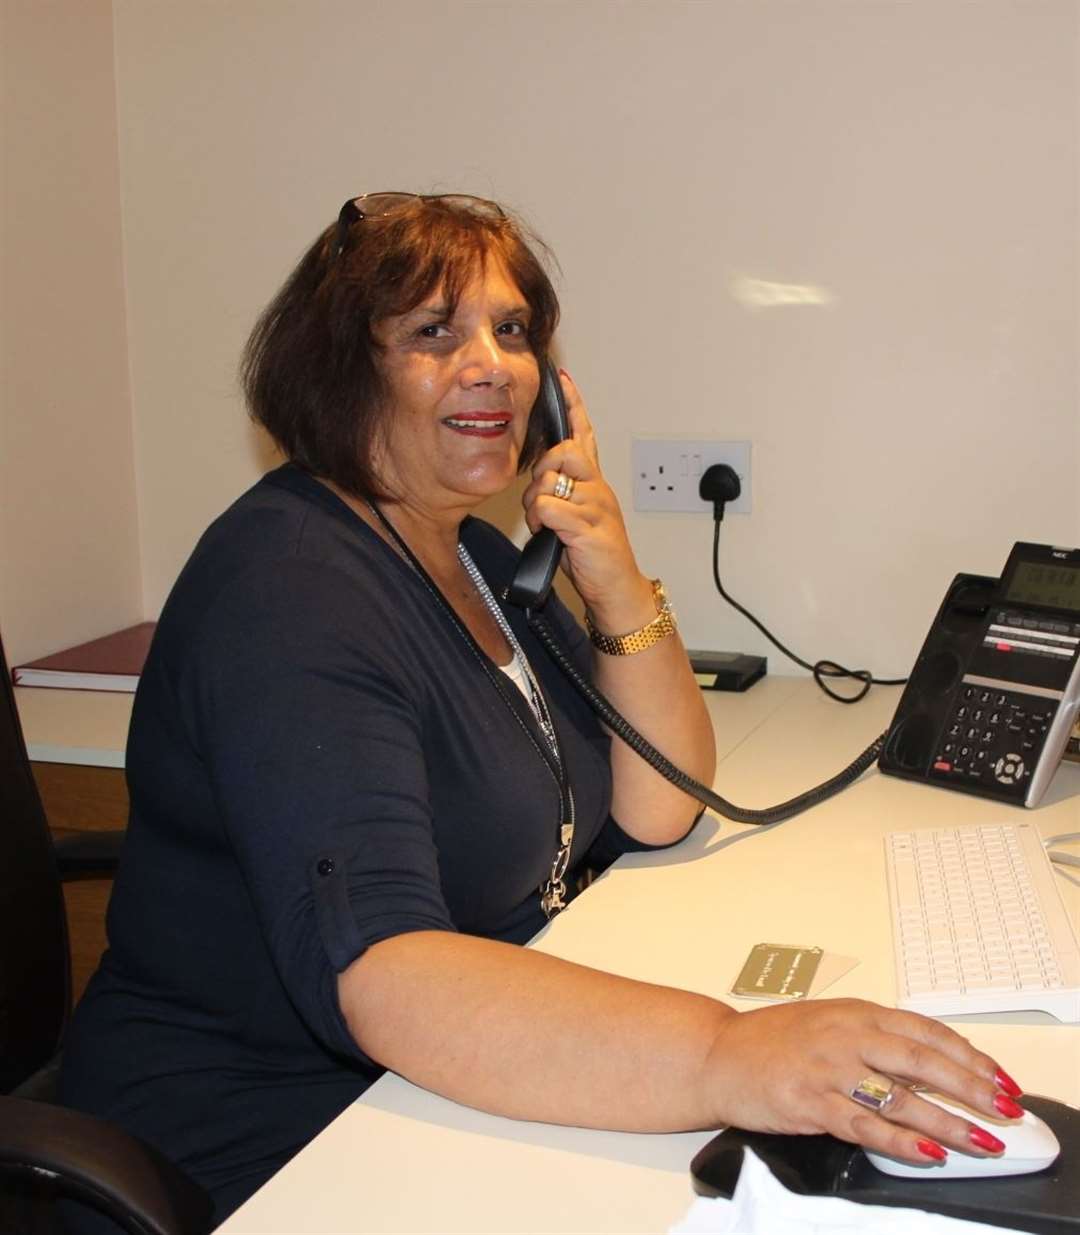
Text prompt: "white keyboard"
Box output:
[[885, 824, 1080, 1022]]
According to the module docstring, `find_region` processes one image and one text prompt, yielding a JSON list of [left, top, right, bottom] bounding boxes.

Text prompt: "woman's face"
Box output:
[[371, 255, 541, 516]]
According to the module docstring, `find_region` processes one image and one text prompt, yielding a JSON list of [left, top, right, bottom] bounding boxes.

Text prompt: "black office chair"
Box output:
[[0, 631, 213, 1235]]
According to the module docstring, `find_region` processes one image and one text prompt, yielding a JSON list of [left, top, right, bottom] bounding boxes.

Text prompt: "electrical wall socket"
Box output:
[[632, 439, 752, 514]]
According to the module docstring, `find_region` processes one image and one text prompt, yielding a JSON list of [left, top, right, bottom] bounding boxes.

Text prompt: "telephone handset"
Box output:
[[507, 360, 570, 609], [879, 542, 1080, 808]]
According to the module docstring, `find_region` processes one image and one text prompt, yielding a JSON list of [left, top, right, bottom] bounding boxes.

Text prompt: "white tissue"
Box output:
[[670, 1148, 1011, 1234]]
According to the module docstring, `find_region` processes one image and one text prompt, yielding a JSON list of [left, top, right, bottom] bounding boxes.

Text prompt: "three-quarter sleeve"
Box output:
[[187, 557, 456, 1061]]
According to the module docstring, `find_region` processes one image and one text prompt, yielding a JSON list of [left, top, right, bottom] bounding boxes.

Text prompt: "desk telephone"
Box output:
[[512, 365, 1080, 820], [879, 543, 1080, 808]]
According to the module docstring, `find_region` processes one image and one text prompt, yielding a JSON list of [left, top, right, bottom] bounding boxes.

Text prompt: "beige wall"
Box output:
[[3, 1, 1078, 677], [0, 0, 142, 666]]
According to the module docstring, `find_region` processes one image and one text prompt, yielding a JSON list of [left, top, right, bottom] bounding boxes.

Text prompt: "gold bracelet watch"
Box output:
[[585, 578, 677, 656]]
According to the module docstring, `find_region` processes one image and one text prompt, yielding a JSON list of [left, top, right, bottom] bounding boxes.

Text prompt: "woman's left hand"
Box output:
[[521, 371, 651, 622]]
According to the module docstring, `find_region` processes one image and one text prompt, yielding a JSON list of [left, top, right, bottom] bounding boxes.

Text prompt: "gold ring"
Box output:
[[553, 472, 575, 501], [850, 1075, 900, 1115]]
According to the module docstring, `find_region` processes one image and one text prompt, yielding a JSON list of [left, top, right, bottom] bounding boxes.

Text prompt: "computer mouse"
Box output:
[[864, 1091, 1061, 1179]]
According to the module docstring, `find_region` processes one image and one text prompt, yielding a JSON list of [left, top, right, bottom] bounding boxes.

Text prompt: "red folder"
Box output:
[[12, 622, 156, 692]]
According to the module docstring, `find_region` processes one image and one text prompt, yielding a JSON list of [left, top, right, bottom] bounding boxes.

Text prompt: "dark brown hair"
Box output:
[[241, 197, 560, 497]]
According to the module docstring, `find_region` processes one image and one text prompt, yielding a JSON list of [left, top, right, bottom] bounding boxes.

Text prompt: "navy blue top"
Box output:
[[60, 465, 648, 1221]]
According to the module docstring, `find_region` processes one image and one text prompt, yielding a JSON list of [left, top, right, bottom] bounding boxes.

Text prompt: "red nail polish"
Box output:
[[994, 1067, 1022, 1098], [993, 1093, 1024, 1120], [969, 1126, 1006, 1153], [916, 1139, 947, 1161]]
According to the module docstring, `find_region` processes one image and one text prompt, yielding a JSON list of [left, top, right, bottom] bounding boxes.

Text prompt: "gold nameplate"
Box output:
[[731, 943, 823, 1001]]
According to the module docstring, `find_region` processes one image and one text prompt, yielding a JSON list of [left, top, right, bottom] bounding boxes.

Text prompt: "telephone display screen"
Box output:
[[1004, 560, 1080, 613]]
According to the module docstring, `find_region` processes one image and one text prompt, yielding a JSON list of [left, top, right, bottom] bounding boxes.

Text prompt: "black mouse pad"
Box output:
[[690, 1095, 1079, 1234]]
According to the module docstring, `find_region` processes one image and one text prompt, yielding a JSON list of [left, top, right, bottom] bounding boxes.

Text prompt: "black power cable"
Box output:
[[700, 465, 907, 704]]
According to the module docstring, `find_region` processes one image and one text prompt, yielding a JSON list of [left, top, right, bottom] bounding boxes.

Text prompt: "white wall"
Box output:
[[5, 1, 1078, 681], [0, 0, 142, 666]]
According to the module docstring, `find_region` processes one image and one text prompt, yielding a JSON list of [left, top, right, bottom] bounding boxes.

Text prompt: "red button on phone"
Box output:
[[933, 760, 952, 772]]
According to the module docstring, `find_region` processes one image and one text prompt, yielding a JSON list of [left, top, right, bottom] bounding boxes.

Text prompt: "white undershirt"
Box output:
[[499, 649, 533, 701]]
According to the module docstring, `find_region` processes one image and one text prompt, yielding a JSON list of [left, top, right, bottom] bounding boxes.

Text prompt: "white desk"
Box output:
[[219, 679, 1080, 1234]]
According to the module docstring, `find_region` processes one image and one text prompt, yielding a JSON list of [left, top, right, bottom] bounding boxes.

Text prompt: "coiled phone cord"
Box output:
[[528, 608, 886, 826]]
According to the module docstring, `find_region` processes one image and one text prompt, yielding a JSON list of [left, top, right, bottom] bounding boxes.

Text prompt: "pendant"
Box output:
[[540, 824, 575, 918], [540, 878, 568, 918]]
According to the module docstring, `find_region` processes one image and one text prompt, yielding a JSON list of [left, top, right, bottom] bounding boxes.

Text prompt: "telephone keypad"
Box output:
[[932, 686, 1057, 794]]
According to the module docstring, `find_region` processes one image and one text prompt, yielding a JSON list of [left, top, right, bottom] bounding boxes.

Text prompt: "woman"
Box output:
[[61, 193, 1022, 1226]]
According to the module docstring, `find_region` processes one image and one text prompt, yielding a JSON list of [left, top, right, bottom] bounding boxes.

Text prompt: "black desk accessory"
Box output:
[[689, 650, 767, 692], [690, 1095, 1079, 1234]]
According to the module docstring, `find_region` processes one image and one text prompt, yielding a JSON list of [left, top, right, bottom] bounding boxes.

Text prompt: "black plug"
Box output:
[[699, 463, 741, 522]]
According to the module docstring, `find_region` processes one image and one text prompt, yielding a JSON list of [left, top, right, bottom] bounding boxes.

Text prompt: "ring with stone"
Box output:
[[850, 1075, 900, 1115], [553, 472, 575, 501]]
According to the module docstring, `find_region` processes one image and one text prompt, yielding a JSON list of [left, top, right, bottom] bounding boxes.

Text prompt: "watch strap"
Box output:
[[585, 579, 677, 656]]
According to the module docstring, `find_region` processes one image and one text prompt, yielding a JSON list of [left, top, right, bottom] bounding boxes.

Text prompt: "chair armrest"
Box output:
[[0, 1097, 213, 1235], [53, 829, 125, 879]]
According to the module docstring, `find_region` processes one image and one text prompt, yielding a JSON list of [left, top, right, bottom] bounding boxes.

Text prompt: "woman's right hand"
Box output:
[[704, 998, 1023, 1164], [341, 933, 1024, 1164]]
